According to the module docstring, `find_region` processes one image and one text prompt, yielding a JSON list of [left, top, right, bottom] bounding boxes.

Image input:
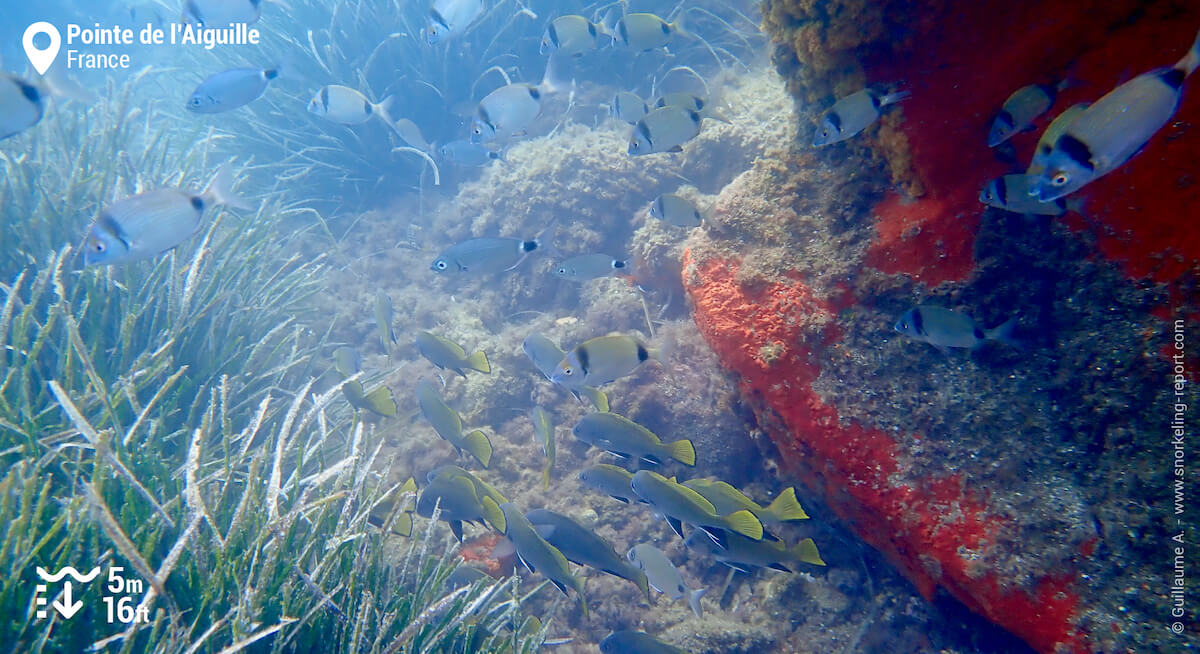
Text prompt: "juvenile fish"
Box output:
[[417, 474, 505, 541], [431, 230, 547, 275], [426, 0, 484, 44], [631, 470, 764, 547], [84, 164, 250, 266], [308, 86, 395, 127], [979, 174, 1067, 216], [615, 13, 685, 51], [375, 291, 397, 351], [554, 254, 629, 282], [0, 74, 45, 140], [440, 140, 503, 167], [572, 412, 696, 466], [627, 543, 706, 618], [415, 331, 490, 377], [182, 0, 265, 26], [522, 333, 609, 411], [416, 380, 493, 468], [600, 631, 687, 654], [893, 306, 1019, 352], [685, 530, 825, 573], [649, 193, 702, 227], [578, 464, 642, 505], [681, 480, 809, 527], [628, 105, 701, 155], [531, 407, 556, 488], [987, 83, 1058, 147], [187, 63, 284, 114], [541, 15, 606, 56], [552, 333, 662, 388], [526, 508, 650, 600], [812, 87, 910, 147], [1027, 103, 1088, 176], [498, 502, 588, 617], [1031, 29, 1200, 201], [610, 91, 649, 124]]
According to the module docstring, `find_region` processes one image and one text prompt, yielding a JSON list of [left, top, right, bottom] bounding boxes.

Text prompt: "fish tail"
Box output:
[[985, 314, 1024, 349], [399, 477, 417, 495], [724, 509, 764, 541], [1178, 27, 1200, 77], [391, 512, 413, 537], [479, 496, 506, 534], [687, 588, 707, 618], [203, 163, 252, 211], [765, 487, 810, 522], [463, 429, 493, 468], [879, 89, 912, 107], [631, 568, 650, 601], [667, 438, 696, 466], [465, 350, 491, 374], [790, 537, 826, 566]]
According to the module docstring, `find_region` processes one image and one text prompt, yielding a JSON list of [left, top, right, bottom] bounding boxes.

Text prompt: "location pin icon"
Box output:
[[23, 22, 62, 76]]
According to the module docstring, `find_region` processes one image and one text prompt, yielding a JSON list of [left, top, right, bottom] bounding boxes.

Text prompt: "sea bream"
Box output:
[[615, 12, 686, 51], [415, 380, 493, 468], [553, 254, 629, 282], [609, 90, 649, 124], [626, 543, 706, 618], [577, 464, 642, 505], [526, 508, 650, 600], [187, 63, 284, 114], [1027, 103, 1089, 176], [541, 15, 608, 56], [979, 174, 1068, 216], [685, 530, 826, 573], [426, 0, 484, 44], [654, 92, 729, 124], [571, 412, 696, 467], [498, 502, 589, 617], [812, 87, 910, 147], [600, 631, 687, 654], [681, 480, 810, 528], [440, 140, 504, 167], [416, 473, 505, 541], [84, 164, 250, 266], [415, 331, 490, 377], [521, 333, 609, 411], [1030, 28, 1200, 201], [630, 470, 764, 547], [307, 86, 396, 128], [430, 227, 548, 275], [893, 306, 1019, 353], [530, 407, 556, 488], [628, 105, 702, 155], [987, 83, 1059, 147], [471, 83, 544, 143], [551, 333, 663, 388], [0, 73, 45, 140], [649, 193, 702, 227]]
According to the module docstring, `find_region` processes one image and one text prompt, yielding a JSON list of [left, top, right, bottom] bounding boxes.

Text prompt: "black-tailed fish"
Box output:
[[416, 380, 493, 467], [610, 90, 649, 124], [572, 412, 695, 466], [307, 86, 395, 127], [427, 465, 508, 506], [600, 630, 687, 654], [681, 480, 809, 527], [367, 477, 417, 536], [655, 92, 729, 124], [551, 333, 662, 388], [541, 15, 607, 56], [1031, 28, 1200, 201], [685, 530, 825, 573], [979, 174, 1067, 216], [531, 407, 556, 488], [628, 105, 701, 155], [526, 508, 650, 600], [182, 0, 265, 26], [1027, 103, 1088, 176], [649, 193, 702, 228], [578, 464, 642, 504], [615, 13, 686, 51], [426, 0, 484, 44], [988, 83, 1058, 147], [630, 470, 764, 547], [187, 63, 284, 114], [626, 543, 705, 618], [498, 502, 588, 617], [84, 164, 250, 266], [416, 474, 505, 541], [522, 333, 611, 412], [431, 227, 548, 275], [415, 331, 490, 377], [342, 380, 399, 418], [893, 306, 1019, 353], [812, 87, 910, 147], [554, 254, 629, 282], [0, 74, 45, 140], [375, 291, 397, 351], [332, 346, 362, 377], [440, 140, 503, 167]]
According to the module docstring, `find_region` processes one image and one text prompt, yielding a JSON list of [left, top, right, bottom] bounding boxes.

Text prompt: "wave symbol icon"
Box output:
[[36, 566, 101, 583]]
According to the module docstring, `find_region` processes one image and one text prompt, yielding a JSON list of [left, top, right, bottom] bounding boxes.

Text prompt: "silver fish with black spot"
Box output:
[[894, 306, 1019, 353], [626, 543, 706, 618], [440, 140, 504, 167], [552, 333, 662, 388], [988, 83, 1058, 147], [308, 86, 395, 127], [1027, 103, 1089, 176], [655, 92, 729, 124], [471, 83, 543, 143], [521, 333, 609, 411], [610, 90, 649, 124], [498, 502, 588, 617], [426, 0, 484, 44], [187, 63, 284, 114], [431, 228, 548, 275], [628, 105, 701, 155], [527, 508, 650, 600], [649, 193, 702, 227], [541, 15, 607, 56], [979, 174, 1067, 216], [812, 87, 910, 147], [615, 13, 686, 51], [0, 73, 45, 140], [554, 254, 629, 282]]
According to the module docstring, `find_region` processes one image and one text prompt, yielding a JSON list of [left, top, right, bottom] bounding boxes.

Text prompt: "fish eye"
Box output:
[[562, 367, 573, 376], [900, 321, 908, 330], [557, 267, 567, 275], [435, 260, 448, 270], [1052, 173, 1070, 186], [92, 240, 106, 253]]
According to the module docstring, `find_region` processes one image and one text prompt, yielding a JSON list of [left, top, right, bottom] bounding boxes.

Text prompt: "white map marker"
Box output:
[[23, 22, 62, 76]]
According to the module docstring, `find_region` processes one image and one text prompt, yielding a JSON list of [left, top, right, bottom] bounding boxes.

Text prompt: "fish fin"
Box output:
[[768, 562, 793, 573], [791, 537, 826, 566], [542, 466, 551, 489], [701, 526, 727, 550], [724, 510, 764, 541], [1176, 26, 1200, 77], [449, 520, 464, 542], [533, 524, 555, 539], [984, 315, 1023, 349], [202, 163, 252, 211], [480, 496, 506, 534], [688, 588, 706, 618], [667, 145, 684, 153], [667, 438, 696, 466], [391, 512, 413, 537], [762, 529, 782, 542], [630, 569, 651, 601], [609, 495, 630, 504], [765, 487, 809, 522], [463, 430, 493, 468], [666, 516, 685, 540], [879, 89, 912, 107], [581, 386, 609, 412], [399, 477, 418, 495], [517, 551, 536, 574], [641, 454, 663, 466], [549, 579, 567, 595], [608, 451, 632, 460], [465, 350, 491, 373], [723, 561, 754, 574], [576, 590, 589, 619]]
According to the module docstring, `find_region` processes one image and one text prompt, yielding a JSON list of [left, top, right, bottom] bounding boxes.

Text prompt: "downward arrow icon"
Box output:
[[52, 581, 83, 619]]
